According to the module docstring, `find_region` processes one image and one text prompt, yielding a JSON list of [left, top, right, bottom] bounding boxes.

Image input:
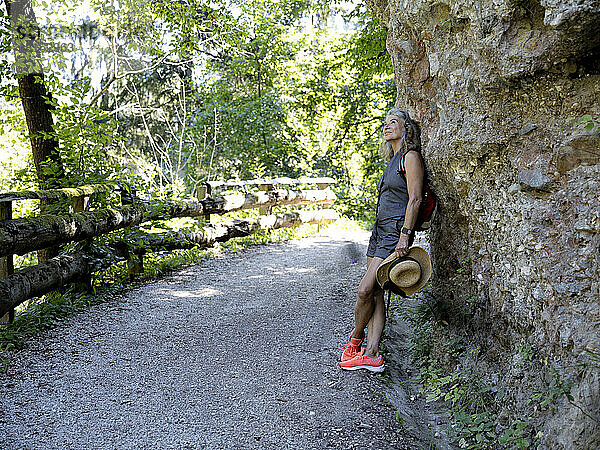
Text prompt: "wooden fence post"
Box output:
[[316, 182, 330, 210], [259, 183, 273, 216], [72, 195, 89, 214], [72, 196, 92, 292], [316, 182, 330, 232], [119, 187, 143, 278], [127, 250, 144, 281], [197, 183, 211, 224], [120, 187, 136, 206], [0, 201, 15, 323]]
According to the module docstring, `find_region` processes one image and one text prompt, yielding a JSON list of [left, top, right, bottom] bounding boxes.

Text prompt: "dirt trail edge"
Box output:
[[0, 229, 433, 449]]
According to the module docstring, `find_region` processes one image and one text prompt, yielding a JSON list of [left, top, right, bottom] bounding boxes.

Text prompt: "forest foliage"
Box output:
[[1, 0, 395, 221]]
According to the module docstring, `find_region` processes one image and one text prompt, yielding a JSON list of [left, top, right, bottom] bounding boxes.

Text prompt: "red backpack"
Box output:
[[399, 152, 437, 232]]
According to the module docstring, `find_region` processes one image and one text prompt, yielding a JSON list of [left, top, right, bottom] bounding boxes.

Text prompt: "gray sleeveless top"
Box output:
[[376, 151, 409, 220]]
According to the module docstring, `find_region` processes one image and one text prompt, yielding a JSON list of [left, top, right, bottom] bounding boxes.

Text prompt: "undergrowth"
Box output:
[[396, 251, 590, 449], [398, 297, 535, 448], [400, 306, 600, 445], [405, 299, 600, 449]]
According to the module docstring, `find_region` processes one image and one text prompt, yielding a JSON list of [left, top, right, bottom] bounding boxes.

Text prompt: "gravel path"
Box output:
[[0, 229, 427, 449]]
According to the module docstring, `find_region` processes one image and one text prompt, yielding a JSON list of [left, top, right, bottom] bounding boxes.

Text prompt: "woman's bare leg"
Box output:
[[365, 289, 385, 357], [352, 256, 383, 345]]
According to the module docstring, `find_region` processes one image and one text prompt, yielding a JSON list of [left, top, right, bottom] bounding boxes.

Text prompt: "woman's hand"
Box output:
[[395, 233, 410, 258]]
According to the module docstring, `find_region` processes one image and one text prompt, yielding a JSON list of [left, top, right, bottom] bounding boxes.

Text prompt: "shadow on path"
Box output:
[[0, 230, 431, 449]]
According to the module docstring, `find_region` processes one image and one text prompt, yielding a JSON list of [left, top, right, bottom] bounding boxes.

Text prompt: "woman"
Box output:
[[339, 108, 425, 372]]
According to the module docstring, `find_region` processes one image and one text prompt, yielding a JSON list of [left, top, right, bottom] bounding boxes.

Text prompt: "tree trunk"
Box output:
[[16, 73, 64, 191], [6, 0, 66, 262]]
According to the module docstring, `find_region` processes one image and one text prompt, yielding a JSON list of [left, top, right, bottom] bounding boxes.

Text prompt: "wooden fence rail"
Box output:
[[0, 178, 338, 321], [0, 182, 125, 203], [203, 177, 336, 193]]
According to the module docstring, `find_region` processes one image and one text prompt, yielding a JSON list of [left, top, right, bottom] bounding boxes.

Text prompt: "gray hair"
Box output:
[[379, 108, 422, 162]]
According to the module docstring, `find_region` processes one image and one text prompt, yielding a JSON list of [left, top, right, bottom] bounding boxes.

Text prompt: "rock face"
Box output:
[[366, 0, 600, 447]]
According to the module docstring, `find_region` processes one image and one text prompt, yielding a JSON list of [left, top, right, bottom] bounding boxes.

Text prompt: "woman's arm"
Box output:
[[395, 151, 424, 257]]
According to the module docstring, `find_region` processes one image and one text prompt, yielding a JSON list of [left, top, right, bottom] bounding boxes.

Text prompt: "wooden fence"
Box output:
[[0, 178, 338, 323]]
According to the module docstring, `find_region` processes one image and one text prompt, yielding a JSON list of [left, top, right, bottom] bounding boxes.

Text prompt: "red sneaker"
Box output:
[[339, 349, 385, 372], [341, 330, 363, 362]]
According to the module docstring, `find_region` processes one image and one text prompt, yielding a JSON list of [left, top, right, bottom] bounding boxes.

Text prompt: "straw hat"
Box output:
[[376, 247, 432, 297]]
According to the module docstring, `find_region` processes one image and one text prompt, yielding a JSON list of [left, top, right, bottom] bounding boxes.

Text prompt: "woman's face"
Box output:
[[383, 115, 405, 142]]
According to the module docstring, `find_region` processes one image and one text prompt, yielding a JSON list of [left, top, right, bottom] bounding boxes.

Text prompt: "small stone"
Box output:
[[397, 39, 419, 55], [508, 183, 520, 194], [519, 123, 537, 135], [429, 52, 440, 76], [412, 57, 430, 82], [518, 169, 552, 191], [556, 135, 600, 173], [565, 61, 577, 74], [532, 288, 544, 300], [574, 220, 594, 232]]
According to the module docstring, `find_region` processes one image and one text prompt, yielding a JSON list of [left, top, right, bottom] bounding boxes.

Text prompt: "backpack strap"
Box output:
[[374, 173, 384, 224], [399, 152, 406, 174], [385, 290, 391, 320], [399, 150, 428, 183], [399, 150, 421, 177]]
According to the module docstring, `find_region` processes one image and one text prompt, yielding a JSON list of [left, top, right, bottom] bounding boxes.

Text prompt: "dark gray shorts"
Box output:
[[366, 217, 404, 259]]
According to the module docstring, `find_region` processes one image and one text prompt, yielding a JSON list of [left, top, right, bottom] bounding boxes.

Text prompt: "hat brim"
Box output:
[[376, 246, 432, 296]]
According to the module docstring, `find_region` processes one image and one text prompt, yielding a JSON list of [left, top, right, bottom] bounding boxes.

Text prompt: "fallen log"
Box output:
[[0, 189, 336, 257]]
